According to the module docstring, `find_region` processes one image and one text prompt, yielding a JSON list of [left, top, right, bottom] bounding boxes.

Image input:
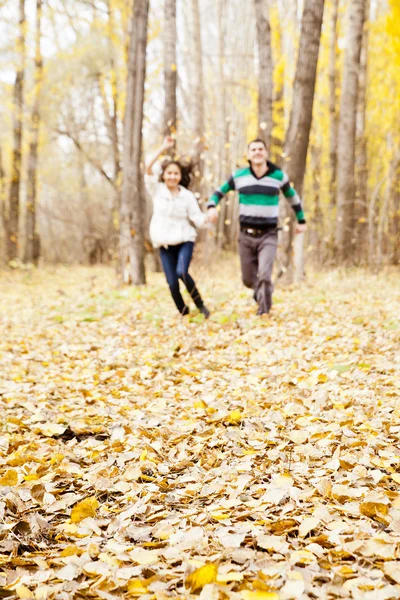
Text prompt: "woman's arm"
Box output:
[[146, 136, 174, 175], [187, 192, 207, 229]]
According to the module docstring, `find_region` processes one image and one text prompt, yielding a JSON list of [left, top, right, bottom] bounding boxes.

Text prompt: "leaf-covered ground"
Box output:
[[0, 261, 400, 600]]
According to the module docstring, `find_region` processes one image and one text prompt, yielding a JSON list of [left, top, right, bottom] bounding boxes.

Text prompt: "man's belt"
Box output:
[[241, 227, 278, 237]]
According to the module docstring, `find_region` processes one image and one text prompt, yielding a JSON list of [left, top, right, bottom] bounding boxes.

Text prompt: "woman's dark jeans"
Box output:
[[159, 242, 204, 314]]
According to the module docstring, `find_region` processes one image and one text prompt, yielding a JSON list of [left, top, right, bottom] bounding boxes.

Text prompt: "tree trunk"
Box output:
[[0, 145, 6, 263], [271, 18, 284, 162], [335, 0, 367, 263], [119, 0, 149, 285], [216, 0, 230, 249], [328, 0, 339, 210], [191, 0, 205, 192], [282, 0, 325, 282], [355, 0, 370, 264], [254, 0, 273, 150], [390, 154, 400, 265], [105, 0, 121, 186], [25, 0, 43, 265], [163, 0, 177, 140], [7, 0, 26, 261]]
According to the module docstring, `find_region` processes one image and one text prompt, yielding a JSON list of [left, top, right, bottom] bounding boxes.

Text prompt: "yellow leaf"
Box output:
[[127, 579, 148, 595], [391, 473, 400, 484], [70, 497, 99, 523], [211, 511, 230, 520], [318, 373, 328, 383], [0, 469, 18, 486], [226, 410, 243, 425], [170, 63, 177, 71], [193, 400, 207, 409], [16, 586, 34, 599], [186, 563, 218, 591], [241, 592, 279, 600], [24, 474, 40, 481], [290, 550, 317, 565], [60, 545, 81, 557]]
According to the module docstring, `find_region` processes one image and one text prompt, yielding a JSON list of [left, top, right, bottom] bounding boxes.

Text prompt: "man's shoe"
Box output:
[[199, 305, 210, 319], [181, 306, 190, 316]]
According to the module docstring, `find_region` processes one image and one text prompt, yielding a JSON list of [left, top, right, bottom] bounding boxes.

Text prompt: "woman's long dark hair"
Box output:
[[159, 159, 193, 189]]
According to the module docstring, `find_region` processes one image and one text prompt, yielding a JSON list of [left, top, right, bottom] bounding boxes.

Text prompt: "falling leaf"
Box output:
[[70, 497, 99, 523]]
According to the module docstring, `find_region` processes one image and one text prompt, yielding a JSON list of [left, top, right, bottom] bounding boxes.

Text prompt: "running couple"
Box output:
[[147, 137, 306, 317]]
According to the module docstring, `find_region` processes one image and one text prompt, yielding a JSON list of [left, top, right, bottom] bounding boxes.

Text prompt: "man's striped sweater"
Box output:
[[208, 162, 306, 230]]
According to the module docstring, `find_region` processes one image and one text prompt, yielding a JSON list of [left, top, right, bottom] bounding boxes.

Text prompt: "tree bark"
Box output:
[[7, 0, 26, 261], [191, 0, 205, 192], [163, 0, 177, 139], [355, 0, 370, 264], [282, 0, 325, 282], [328, 0, 339, 210], [119, 0, 149, 285], [254, 0, 273, 150], [25, 0, 43, 265], [390, 153, 400, 265], [335, 0, 367, 262]]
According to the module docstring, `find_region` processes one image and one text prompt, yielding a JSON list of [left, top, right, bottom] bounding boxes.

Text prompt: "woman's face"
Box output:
[[163, 164, 181, 189]]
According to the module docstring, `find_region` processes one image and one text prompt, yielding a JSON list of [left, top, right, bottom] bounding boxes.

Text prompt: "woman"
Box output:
[[147, 137, 211, 317]]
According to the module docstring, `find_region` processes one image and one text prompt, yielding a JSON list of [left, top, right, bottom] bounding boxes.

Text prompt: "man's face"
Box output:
[[247, 142, 268, 166]]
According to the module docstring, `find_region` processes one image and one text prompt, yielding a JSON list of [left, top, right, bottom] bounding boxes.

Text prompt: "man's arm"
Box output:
[[281, 174, 307, 233], [207, 175, 235, 223]]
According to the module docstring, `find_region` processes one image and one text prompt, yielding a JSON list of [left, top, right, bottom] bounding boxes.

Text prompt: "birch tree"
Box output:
[[283, 0, 325, 282], [7, 0, 26, 261], [254, 0, 273, 149], [335, 0, 367, 262], [191, 0, 205, 191], [328, 0, 339, 209], [163, 0, 177, 140], [25, 0, 43, 265], [119, 0, 149, 285]]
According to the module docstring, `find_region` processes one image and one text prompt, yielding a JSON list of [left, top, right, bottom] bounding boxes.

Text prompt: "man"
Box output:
[[208, 139, 306, 315]]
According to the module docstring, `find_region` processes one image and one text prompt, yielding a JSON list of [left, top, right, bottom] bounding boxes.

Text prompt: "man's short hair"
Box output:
[[248, 138, 267, 149]]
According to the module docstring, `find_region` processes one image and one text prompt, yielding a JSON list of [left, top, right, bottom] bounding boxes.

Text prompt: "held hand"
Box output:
[[295, 223, 307, 234], [207, 207, 219, 224]]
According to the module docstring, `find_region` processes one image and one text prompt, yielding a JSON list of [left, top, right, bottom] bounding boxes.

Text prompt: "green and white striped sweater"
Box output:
[[208, 162, 306, 230]]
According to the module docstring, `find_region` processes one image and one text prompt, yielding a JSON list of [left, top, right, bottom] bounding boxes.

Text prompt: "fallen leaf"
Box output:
[[186, 563, 218, 591], [0, 469, 18, 486], [70, 497, 99, 523]]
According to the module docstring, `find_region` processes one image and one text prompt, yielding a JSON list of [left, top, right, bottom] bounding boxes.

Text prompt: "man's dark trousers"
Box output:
[[238, 229, 278, 314]]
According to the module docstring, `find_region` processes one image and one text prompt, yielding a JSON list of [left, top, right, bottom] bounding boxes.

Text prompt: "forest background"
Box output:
[[0, 0, 399, 280]]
